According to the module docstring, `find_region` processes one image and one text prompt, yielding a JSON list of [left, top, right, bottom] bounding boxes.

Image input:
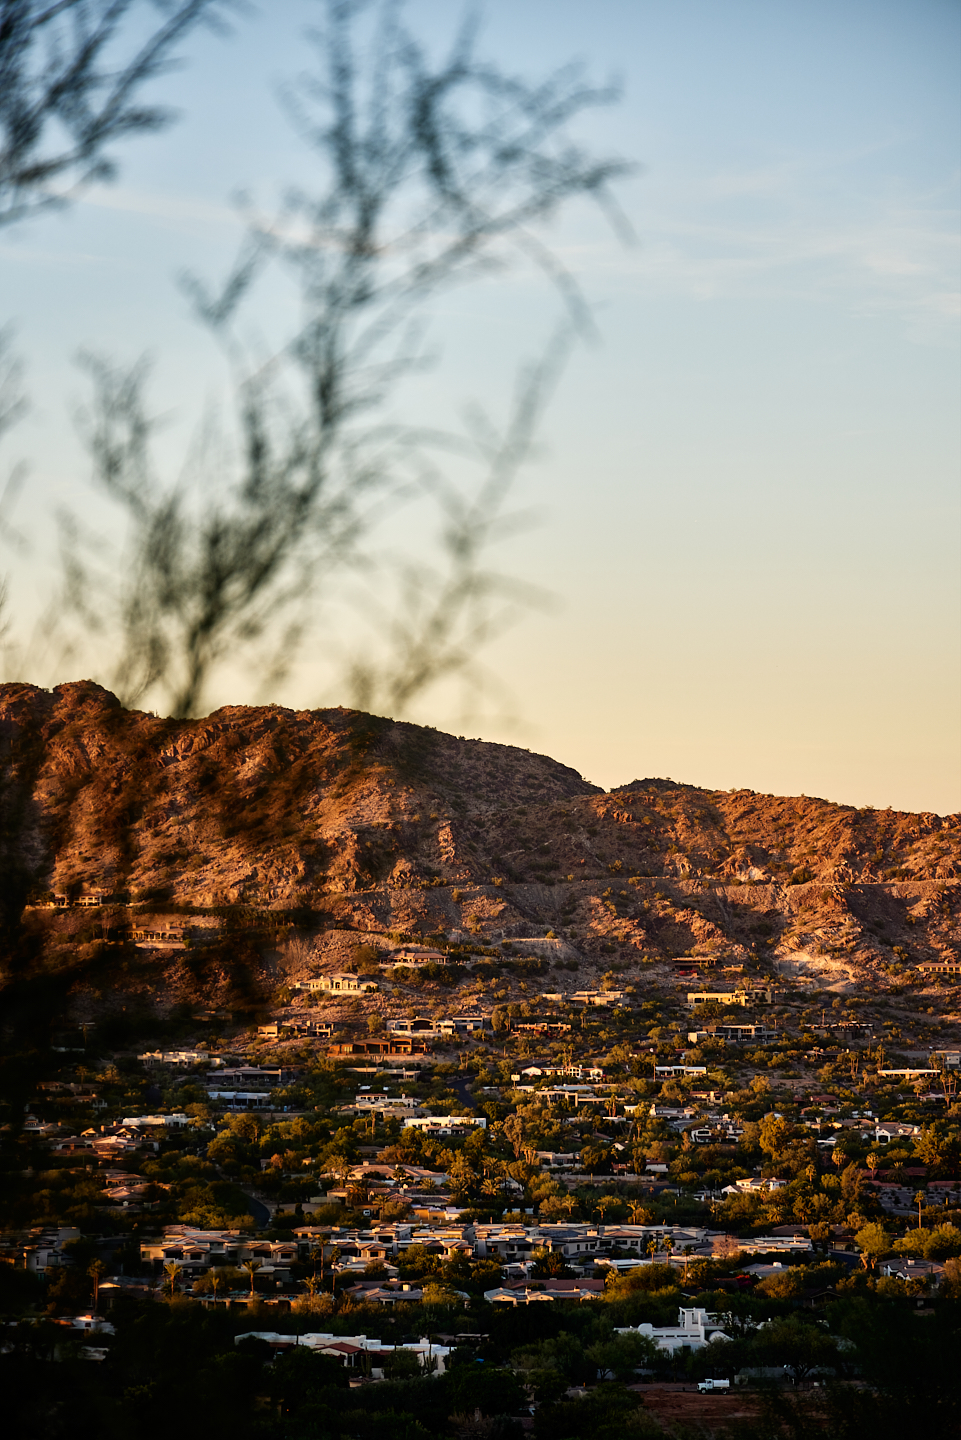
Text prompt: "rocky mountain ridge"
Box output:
[[0, 681, 958, 1017]]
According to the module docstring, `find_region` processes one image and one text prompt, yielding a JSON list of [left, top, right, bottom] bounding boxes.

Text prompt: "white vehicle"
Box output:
[[697, 1379, 730, 1393]]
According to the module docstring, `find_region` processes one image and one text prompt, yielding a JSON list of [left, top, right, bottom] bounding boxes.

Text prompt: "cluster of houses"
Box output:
[[133, 1216, 747, 1294], [67, 1210, 844, 1317]]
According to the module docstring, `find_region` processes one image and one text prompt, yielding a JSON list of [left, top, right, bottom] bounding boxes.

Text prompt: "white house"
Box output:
[[872, 1122, 921, 1144], [721, 1177, 787, 1195], [120, 1113, 190, 1129], [293, 974, 378, 993], [615, 1307, 731, 1355], [402, 1116, 486, 1134], [235, 1331, 452, 1376]]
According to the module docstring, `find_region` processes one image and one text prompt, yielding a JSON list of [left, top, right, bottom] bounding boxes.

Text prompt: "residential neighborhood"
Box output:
[[4, 929, 961, 1439]]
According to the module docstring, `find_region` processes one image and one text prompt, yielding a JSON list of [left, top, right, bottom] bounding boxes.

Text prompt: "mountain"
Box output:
[[0, 680, 958, 1022]]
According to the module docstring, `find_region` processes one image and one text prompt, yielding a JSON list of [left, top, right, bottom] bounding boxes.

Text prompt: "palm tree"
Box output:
[[210, 1270, 225, 1304], [88, 1259, 107, 1313], [242, 1259, 262, 1299], [309, 1243, 326, 1288], [162, 1261, 182, 1298], [914, 1191, 926, 1230]]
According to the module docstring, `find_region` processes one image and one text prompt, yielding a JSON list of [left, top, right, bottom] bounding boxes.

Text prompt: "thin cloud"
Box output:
[[79, 185, 238, 229], [557, 164, 960, 341]]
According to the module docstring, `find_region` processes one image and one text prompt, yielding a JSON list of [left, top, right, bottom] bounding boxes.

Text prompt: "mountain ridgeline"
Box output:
[[0, 680, 958, 1027]]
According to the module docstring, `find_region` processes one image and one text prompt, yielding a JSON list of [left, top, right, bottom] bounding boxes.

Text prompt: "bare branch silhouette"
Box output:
[[60, 0, 632, 717], [0, 0, 236, 230], [343, 327, 574, 722]]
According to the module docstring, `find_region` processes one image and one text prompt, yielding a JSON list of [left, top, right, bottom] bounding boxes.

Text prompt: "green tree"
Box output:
[[384, 1348, 422, 1380], [585, 1330, 658, 1381], [758, 1114, 793, 1157], [749, 1315, 838, 1385], [855, 1222, 891, 1269], [840, 1161, 863, 1206], [913, 1125, 953, 1169]]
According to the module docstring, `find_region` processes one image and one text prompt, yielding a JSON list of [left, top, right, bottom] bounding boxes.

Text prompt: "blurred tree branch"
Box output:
[[0, 0, 235, 230], [60, 0, 633, 718], [343, 327, 574, 722]]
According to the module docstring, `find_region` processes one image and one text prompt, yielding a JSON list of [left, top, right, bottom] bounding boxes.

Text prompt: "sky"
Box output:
[[1, 0, 958, 813]]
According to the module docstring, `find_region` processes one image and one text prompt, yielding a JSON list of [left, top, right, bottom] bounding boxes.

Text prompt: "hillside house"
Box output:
[[206, 1090, 274, 1109], [293, 974, 378, 993], [383, 949, 448, 968], [329, 1039, 430, 1058], [350, 1092, 419, 1112], [132, 926, 192, 950], [570, 990, 631, 1008], [205, 1067, 298, 1088], [388, 1017, 448, 1037], [697, 1022, 776, 1044], [513, 1062, 605, 1083], [687, 990, 751, 1009]]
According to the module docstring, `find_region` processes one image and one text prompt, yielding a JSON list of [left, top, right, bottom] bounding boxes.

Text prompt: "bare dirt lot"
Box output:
[[633, 1383, 826, 1435]]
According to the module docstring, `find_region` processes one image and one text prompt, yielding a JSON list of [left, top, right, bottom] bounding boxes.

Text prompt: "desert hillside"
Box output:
[[0, 680, 958, 1019]]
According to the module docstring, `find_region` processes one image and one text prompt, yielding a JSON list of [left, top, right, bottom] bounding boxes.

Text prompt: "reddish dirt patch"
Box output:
[[635, 1384, 832, 1436], [636, 1384, 767, 1433]]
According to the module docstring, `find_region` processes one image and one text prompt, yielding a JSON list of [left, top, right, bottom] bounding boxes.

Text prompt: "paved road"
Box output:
[[240, 1190, 272, 1229], [449, 1076, 474, 1109]]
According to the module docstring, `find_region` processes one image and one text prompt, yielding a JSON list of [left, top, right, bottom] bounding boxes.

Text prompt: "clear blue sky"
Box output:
[[2, 0, 958, 812]]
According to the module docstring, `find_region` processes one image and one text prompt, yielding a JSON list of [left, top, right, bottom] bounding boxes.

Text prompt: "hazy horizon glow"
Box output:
[[1, 1, 958, 814]]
